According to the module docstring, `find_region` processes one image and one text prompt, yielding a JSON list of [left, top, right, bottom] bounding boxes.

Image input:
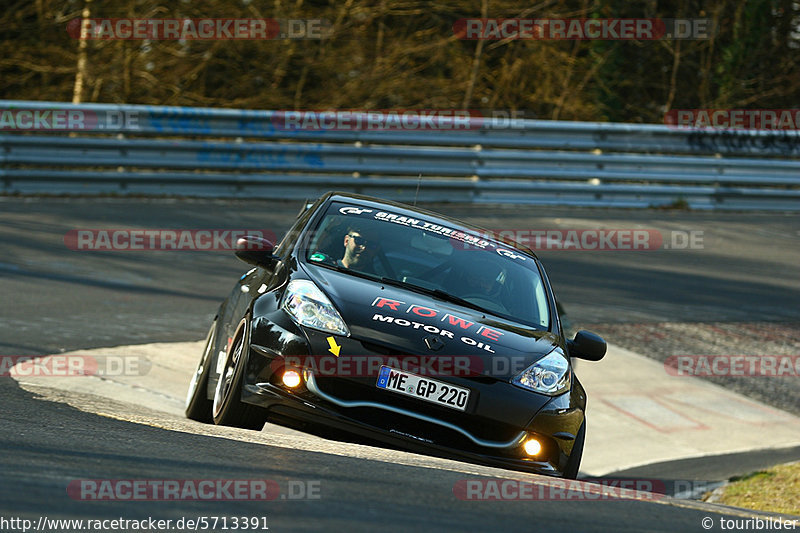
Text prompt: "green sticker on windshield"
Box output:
[[310, 252, 326, 262]]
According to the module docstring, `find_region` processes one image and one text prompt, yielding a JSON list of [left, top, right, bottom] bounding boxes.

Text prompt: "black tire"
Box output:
[[185, 320, 217, 423], [563, 421, 586, 480], [212, 317, 268, 430]]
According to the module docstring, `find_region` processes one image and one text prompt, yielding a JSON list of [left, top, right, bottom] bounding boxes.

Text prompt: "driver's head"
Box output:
[[342, 224, 372, 268], [465, 257, 504, 295]]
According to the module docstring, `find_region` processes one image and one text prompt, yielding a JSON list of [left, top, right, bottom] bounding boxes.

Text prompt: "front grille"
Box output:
[[344, 406, 478, 450]]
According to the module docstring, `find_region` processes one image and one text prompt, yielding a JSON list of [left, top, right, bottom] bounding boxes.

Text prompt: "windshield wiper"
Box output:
[[379, 277, 490, 315]]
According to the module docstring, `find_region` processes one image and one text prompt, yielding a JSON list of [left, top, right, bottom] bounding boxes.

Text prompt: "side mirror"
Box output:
[[235, 236, 280, 269], [567, 330, 606, 361]]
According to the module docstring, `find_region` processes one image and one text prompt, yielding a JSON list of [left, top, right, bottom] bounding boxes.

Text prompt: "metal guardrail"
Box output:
[[1, 100, 799, 209]]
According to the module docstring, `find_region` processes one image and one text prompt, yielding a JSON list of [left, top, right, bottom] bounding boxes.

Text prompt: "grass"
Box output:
[[714, 462, 800, 516]]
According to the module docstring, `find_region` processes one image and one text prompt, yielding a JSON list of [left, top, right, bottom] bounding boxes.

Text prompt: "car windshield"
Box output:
[[302, 202, 550, 329]]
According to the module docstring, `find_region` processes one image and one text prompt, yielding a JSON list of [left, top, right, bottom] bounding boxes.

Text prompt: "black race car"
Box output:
[[185, 192, 606, 478]]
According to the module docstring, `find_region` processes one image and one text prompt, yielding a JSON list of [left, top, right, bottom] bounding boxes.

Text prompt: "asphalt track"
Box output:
[[0, 379, 765, 533], [1, 197, 799, 532]]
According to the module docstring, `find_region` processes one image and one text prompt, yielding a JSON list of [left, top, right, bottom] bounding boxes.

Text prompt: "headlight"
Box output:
[[282, 280, 349, 336], [511, 350, 570, 395]]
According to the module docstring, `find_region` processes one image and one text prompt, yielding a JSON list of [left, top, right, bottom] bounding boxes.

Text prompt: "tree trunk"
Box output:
[[72, 0, 93, 104]]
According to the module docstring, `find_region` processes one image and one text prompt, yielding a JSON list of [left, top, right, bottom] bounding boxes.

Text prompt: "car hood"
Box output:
[[303, 264, 562, 379]]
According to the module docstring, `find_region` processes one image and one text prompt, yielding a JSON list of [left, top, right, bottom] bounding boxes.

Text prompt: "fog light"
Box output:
[[523, 438, 542, 456], [282, 370, 302, 388]]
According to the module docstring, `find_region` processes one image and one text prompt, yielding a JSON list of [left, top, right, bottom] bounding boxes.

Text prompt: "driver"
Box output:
[[338, 224, 380, 273]]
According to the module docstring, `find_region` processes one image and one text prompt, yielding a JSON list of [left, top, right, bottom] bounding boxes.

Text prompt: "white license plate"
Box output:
[[375, 366, 470, 411]]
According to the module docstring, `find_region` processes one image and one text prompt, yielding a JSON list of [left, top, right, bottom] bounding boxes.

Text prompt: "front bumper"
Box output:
[[243, 375, 570, 476], [242, 335, 586, 476]]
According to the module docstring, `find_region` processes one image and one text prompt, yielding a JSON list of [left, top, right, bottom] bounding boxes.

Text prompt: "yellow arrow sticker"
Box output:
[[326, 336, 341, 356]]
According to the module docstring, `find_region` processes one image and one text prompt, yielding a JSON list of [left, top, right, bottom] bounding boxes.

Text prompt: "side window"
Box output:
[[308, 215, 349, 262], [532, 277, 549, 329]]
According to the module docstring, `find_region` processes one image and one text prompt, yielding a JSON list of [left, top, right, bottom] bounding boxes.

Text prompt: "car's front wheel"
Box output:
[[212, 317, 268, 430]]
